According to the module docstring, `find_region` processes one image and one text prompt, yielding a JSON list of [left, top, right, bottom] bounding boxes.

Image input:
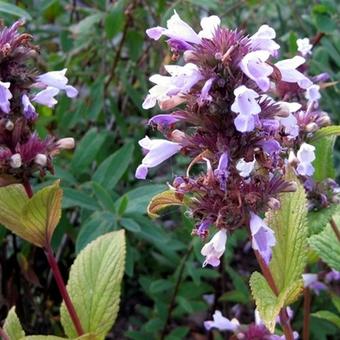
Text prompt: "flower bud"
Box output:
[[267, 197, 281, 210], [305, 122, 318, 133], [10, 153, 22, 168], [35, 153, 47, 166], [159, 95, 186, 111], [316, 114, 331, 127], [170, 129, 186, 143], [56, 137, 75, 150], [183, 50, 196, 63], [5, 120, 14, 131], [288, 151, 298, 165]]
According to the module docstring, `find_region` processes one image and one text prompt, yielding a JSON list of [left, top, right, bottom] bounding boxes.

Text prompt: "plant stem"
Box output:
[[330, 218, 340, 242], [254, 250, 294, 340], [160, 243, 193, 340], [23, 179, 33, 198], [0, 326, 10, 340], [302, 288, 311, 340], [45, 245, 84, 336]]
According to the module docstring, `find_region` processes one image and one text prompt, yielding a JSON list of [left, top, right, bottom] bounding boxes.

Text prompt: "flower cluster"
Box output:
[[0, 21, 77, 187], [137, 11, 337, 267]]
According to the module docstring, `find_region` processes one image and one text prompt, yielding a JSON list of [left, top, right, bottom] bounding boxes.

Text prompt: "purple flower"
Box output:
[[305, 84, 321, 104], [236, 158, 255, 177], [142, 63, 203, 109], [37, 68, 78, 98], [279, 102, 301, 138], [214, 152, 229, 190], [135, 136, 182, 179], [297, 38, 312, 57], [231, 85, 261, 132], [22, 94, 37, 120], [258, 140, 281, 155], [199, 77, 215, 104], [146, 10, 201, 46], [325, 270, 340, 283], [148, 113, 184, 127], [204, 310, 239, 332], [33, 87, 60, 108], [239, 50, 273, 91], [249, 212, 276, 264], [303, 273, 327, 295], [197, 218, 213, 237], [0, 81, 13, 113], [296, 143, 315, 176], [201, 229, 227, 267], [250, 25, 280, 55], [275, 56, 312, 89]]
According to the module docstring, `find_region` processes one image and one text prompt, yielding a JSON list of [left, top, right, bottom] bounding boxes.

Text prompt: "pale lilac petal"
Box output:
[[297, 38, 312, 56], [33, 87, 60, 108], [201, 229, 227, 267], [22, 94, 37, 120], [148, 113, 184, 127], [236, 158, 255, 177], [64, 85, 78, 98], [135, 164, 148, 179], [305, 84, 321, 103], [259, 140, 281, 155], [198, 15, 221, 39], [204, 310, 239, 331], [38, 68, 68, 89], [234, 114, 256, 132], [297, 143, 315, 163], [251, 25, 280, 55], [0, 81, 12, 113], [146, 26, 166, 40], [231, 85, 261, 116], [142, 94, 157, 109], [199, 77, 214, 103]]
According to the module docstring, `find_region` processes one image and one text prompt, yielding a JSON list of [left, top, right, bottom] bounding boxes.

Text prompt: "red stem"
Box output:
[[45, 245, 84, 336], [0, 326, 10, 340], [254, 250, 294, 340], [23, 179, 33, 198], [330, 218, 340, 242], [303, 288, 311, 340]]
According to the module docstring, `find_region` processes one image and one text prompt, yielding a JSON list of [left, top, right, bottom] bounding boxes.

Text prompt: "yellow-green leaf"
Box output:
[[23, 334, 96, 340], [266, 168, 308, 296], [21, 180, 62, 246], [0, 181, 62, 247], [60, 230, 126, 339], [311, 125, 340, 142], [147, 190, 184, 218], [3, 307, 25, 340]]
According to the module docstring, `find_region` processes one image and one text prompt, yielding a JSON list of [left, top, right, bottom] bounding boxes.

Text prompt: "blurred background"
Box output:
[[0, 0, 339, 339]]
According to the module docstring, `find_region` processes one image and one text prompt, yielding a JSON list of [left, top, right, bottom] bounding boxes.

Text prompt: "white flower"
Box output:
[[296, 142, 316, 176], [201, 229, 227, 267], [275, 56, 312, 89], [198, 16, 221, 39], [236, 158, 256, 177], [37, 69, 78, 98], [279, 102, 301, 138], [305, 84, 321, 103], [33, 87, 60, 108], [250, 24, 280, 55], [297, 38, 312, 56], [142, 63, 203, 109], [135, 136, 182, 179], [204, 310, 239, 331], [231, 85, 261, 132], [239, 50, 273, 91]]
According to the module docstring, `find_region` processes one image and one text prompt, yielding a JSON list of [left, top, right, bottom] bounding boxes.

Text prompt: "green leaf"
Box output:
[[312, 311, 340, 328], [307, 204, 337, 235], [63, 188, 100, 211], [120, 218, 141, 233], [61, 230, 126, 339], [250, 272, 302, 333], [92, 143, 134, 190], [3, 307, 25, 340], [311, 126, 340, 142], [147, 190, 184, 218], [267, 168, 308, 297], [70, 12, 104, 36], [0, 181, 62, 248], [92, 182, 115, 212], [309, 223, 340, 271], [0, 1, 31, 19], [104, 1, 125, 39], [71, 128, 107, 174], [312, 136, 336, 181]]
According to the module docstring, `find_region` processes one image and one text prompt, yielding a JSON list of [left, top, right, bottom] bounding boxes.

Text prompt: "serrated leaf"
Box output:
[[311, 311, 340, 328], [309, 222, 340, 271], [266, 169, 308, 295], [307, 204, 337, 235], [61, 230, 126, 339], [0, 181, 62, 247], [147, 190, 184, 218], [312, 136, 336, 181], [311, 125, 340, 142], [250, 272, 302, 333], [23, 335, 96, 340], [3, 307, 25, 340]]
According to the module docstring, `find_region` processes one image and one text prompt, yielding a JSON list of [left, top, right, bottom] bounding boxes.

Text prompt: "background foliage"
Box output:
[[0, 0, 339, 339]]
